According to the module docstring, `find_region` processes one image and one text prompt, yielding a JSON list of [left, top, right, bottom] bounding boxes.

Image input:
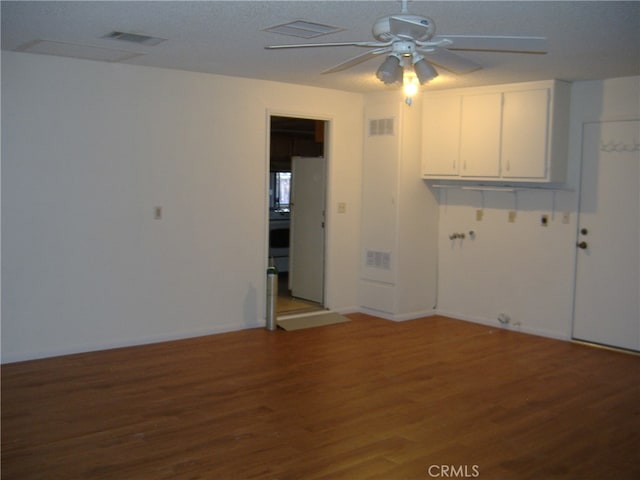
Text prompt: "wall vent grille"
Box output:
[[366, 250, 391, 270], [369, 118, 394, 136]]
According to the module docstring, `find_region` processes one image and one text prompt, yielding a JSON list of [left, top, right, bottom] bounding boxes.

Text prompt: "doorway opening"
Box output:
[[269, 115, 327, 315]]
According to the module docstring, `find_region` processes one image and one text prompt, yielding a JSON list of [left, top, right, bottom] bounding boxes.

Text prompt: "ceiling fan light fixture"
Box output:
[[376, 54, 403, 84], [413, 57, 439, 84], [403, 73, 419, 97], [264, 2, 547, 90]]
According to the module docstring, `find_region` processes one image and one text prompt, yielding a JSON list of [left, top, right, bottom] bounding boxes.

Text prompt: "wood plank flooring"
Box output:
[[276, 273, 323, 315], [2, 314, 639, 479]]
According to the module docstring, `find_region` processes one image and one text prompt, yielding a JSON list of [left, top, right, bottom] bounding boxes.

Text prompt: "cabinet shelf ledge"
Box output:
[[429, 183, 574, 193]]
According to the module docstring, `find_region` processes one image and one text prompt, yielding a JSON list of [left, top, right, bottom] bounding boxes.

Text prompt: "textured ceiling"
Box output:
[[2, 1, 639, 92]]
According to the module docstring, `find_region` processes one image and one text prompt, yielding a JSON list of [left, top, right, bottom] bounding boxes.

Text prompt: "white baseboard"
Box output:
[[434, 309, 571, 342], [2, 320, 261, 364], [3, 309, 572, 364], [358, 307, 436, 322], [331, 305, 361, 316]]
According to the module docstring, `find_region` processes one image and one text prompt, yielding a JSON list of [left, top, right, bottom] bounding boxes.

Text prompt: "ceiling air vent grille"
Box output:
[[264, 20, 343, 39], [15, 39, 144, 62], [103, 31, 167, 46]]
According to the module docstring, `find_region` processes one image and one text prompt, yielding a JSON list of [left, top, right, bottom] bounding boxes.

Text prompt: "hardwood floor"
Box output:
[[276, 273, 323, 315], [2, 314, 639, 479]]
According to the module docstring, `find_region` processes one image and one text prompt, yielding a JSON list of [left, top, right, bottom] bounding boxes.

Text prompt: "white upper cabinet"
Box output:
[[459, 92, 502, 178], [421, 95, 461, 177], [501, 88, 549, 179], [421, 80, 571, 183]]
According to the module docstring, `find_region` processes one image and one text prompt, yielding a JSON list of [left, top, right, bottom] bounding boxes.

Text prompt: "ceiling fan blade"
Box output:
[[266, 41, 389, 50], [435, 35, 548, 54], [420, 47, 482, 74], [389, 15, 433, 41], [322, 47, 392, 74]]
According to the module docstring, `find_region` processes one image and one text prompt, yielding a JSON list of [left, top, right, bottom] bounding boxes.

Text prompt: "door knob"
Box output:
[[577, 241, 588, 249]]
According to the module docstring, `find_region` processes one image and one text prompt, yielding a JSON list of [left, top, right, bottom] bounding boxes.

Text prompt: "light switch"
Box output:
[[337, 202, 347, 214]]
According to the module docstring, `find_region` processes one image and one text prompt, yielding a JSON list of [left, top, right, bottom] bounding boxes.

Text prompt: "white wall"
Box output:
[[4, 49, 636, 362], [1, 52, 363, 362], [435, 76, 640, 339]]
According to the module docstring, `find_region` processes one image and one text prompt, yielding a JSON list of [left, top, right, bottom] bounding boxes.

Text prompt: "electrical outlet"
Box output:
[[508, 210, 517, 223], [476, 209, 484, 221]]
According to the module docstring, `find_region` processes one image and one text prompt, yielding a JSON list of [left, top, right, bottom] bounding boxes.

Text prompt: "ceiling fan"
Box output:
[[265, 0, 547, 86]]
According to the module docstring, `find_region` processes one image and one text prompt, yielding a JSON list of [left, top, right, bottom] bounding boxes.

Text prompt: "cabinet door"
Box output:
[[459, 93, 502, 178], [501, 88, 550, 179], [422, 95, 461, 177]]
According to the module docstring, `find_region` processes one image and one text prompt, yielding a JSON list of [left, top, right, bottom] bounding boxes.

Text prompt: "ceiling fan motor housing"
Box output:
[[392, 41, 417, 57], [372, 14, 435, 42]]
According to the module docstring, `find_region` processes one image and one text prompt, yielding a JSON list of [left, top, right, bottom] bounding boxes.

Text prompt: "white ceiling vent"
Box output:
[[15, 40, 145, 62], [264, 20, 343, 39], [103, 31, 167, 46]]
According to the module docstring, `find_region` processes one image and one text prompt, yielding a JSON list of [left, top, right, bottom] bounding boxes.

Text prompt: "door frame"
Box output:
[[265, 109, 331, 314]]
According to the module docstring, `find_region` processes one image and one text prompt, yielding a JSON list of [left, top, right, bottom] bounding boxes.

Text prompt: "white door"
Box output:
[[290, 156, 325, 303], [573, 119, 640, 351]]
